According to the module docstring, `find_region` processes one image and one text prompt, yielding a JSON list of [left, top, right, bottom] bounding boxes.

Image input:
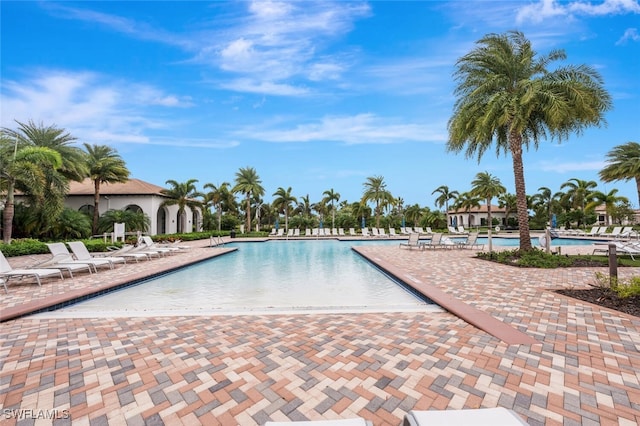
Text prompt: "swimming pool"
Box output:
[[39, 240, 437, 317]]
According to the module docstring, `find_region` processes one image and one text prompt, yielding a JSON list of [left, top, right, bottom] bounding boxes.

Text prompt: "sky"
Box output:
[[1, 0, 639, 209]]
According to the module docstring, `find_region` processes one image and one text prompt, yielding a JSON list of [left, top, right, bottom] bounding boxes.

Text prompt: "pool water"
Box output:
[[41, 240, 434, 316]]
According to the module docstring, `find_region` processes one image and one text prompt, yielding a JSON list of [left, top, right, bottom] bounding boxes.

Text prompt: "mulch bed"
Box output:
[[556, 288, 640, 317]]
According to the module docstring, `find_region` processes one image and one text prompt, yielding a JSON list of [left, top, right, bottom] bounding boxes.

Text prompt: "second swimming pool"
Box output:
[[39, 240, 438, 317]]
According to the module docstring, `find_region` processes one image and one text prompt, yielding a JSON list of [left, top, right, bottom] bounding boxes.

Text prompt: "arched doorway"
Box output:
[[156, 207, 167, 235]]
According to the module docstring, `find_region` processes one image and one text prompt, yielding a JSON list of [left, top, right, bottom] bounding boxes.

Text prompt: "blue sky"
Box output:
[[2, 1, 639, 209]]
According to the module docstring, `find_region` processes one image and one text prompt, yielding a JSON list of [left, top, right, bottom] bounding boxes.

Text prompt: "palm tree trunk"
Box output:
[[510, 133, 532, 251], [487, 198, 493, 252], [246, 195, 251, 234], [93, 179, 101, 235], [635, 176, 640, 211], [2, 181, 15, 243]]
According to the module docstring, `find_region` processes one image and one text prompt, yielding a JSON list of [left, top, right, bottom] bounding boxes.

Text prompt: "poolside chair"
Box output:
[[107, 244, 152, 262], [459, 232, 484, 250], [269, 228, 277, 236], [312, 228, 319, 237], [422, 233, 448, 249], [265, 418, 372, 426], [602, 226, 622, 238], [370, 227, 380, 237], [378, 228, 389, 238], [593, 241, 640, 260], [305, 228, 312, 237], [457, 225, 468, 234], [294, 228, 300, 237], [414, 226, 424, 234], [618, 226, 638, 239], [32, 253, 93, 278], [403, 408, 527, 426], [68, 241, 127, 267], [447, 226, 459, 234], [47, 242, 113, 272], [399, 232, 423, 250], [287, 229, 294, 237], [584, 226, 601, 236], [275, 229, 284, 237], [361, 228, 370, 237], [389, 228, 397, 236], [349, 228, 356, 236], [424, 227, 433, 234], [139, 236, 181, 255], [338, 228, 346, 236], [0, 250, 64, 293]]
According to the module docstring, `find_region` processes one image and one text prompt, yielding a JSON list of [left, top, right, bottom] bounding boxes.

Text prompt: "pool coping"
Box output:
[[0, 247, 238, 322], [352, 246, 539, 346]]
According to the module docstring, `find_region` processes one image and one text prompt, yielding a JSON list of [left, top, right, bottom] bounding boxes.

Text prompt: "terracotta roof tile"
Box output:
[[67, 178, 167, 196]]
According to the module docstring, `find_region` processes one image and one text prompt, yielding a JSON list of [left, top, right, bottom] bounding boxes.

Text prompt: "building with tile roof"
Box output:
[[64, 178, 202, 236]]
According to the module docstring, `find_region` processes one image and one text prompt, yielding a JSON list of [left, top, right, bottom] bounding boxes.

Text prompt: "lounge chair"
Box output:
[[269, 228, 277, 236], [33, 253, 93, 278], [584, 226, 600, 236], [618, 226, 638, 239], [389, 228, 397, 236], [294, 228, 300, 237], [0, 250, 64, 293], [47, 242, 113, 272], [107, 244, 152, 262], [349, 228, 356, 236], [331, 228, 338, 236], [265, 418, 372, 426], [338, 228, 346, 236], [403, 408, 527, 426], [422, 233, 449, 249], [305, 228, 311, 237], [593, 241, 640, 260], [312, 228, 319, 237], [140, 236, 182, 255], [414, 227, 424, 234], [361, 228, 370, 237], [447, 226, 459, 234], [287, 229, 294, 237], [68, 241, 128, 267], [377, 228, 389, 238], [602, 226, 622, 238], [399, 233, 423, 250], [424, 227, 433, 234], [459, 232, 484, 250], [457, 225, 468, 234]]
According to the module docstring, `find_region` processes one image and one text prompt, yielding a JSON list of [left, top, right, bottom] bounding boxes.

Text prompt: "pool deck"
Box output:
[[1, 238, 639, 425]]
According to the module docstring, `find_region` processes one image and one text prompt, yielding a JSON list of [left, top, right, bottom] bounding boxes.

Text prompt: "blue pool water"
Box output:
[[43, 240, 434, 316]]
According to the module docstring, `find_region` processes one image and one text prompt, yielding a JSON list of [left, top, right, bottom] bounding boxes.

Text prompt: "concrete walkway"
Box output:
[[0, 239, 638, 425]]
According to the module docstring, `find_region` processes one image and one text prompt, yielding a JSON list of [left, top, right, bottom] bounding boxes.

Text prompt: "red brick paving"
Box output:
[[0, 239, 639, 425]]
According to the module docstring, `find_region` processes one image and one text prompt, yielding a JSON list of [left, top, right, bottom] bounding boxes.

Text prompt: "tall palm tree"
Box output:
[[272, 187, 297, 232], [232, 166, 264, 234], [161, 179, 203, 233], [322, 188, 341, 230], [599, 142, 640, 207], [447, 31, 612, 251], [203, 182, 231, 232], [585, 189, 628, 226], [295, 194, 312, 219], [560, 178, 598, 227], [0, 137, 62, 243], [83, 143, 130, 235], [432, 185, 459, 227], [471, 172, 506, 251], [361, 175, 394, 228], [452, 192, 481, 227]]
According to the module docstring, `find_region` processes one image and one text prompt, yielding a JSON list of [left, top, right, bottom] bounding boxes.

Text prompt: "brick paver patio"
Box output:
[[1, 238, 639, 425]]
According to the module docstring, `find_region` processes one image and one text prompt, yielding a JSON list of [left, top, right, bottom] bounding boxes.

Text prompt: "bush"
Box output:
[[0, 239, 49, 257], [478, 249, 588, 268], [595, 272, 640, 298]]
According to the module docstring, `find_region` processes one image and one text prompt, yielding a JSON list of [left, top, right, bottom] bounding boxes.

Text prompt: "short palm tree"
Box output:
[[204, 182, 231, 232], [322, 188, 341, 230], [161, 179, 203, 233], [361, 175, 394, 229], [560, 178, 598, 227], [471, 172, 506, 251], [0, 138, 62, 243], [232, 167, 264, 234], [447, 31, 612, 251], [599, 142, 640, 207], [83, 143, 130, 235], [432, 185, 459, 227], [272, 187, 297, 232], [585, 189, 628, 226]]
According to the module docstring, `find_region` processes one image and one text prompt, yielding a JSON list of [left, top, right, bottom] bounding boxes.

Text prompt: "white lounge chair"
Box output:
[[602, 226, 622, 238], [618, 226, 638, 239], [294, 228, 300, 237], [422, 233, 449, 249], [389, 228, 397, 236], [34, 253, 93, 278], [275, 229, 284, 237], [459, 232, 484, 250], [457, 225, 468, 234], [424, 227, 433, 234], [287, 229, 294, 237], [0, 250, 64, 293], [361, 228, 370, 237], [305, 228, 311, 237], [47, 242, 113, 272], [349, 228, 356, 236], [140, 236, 181, 255], [107, 244, 152, 261], [447, 226, 460, 234], [593, 241, 640, 260], [269, 228, 277, 236], [68, 241, 128, 267], [414, 227, 424, 234], [338, 228, 346, 236], [403, 408, 527, 426]]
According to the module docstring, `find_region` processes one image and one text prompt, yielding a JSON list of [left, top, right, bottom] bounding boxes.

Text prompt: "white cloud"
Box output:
[[516, 0, 640, 24], [1, 70, 194, 146], [235, 113, 447, 145], [616, 27, 640, 44], [221, 79, 309, 96]]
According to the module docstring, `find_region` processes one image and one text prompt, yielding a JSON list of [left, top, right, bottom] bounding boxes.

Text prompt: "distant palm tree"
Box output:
[[599, 142, 640, 207], [204, 182, 231, 232], [560, 178, 598, 227], [161, 179, 203, 233], [447, 31, 612, 251], [322, 188, 341, 229], [232, 167, 264, 234], [83, 143, 130, 235], [432, 185, 459, 227], [471, 172, 506, 251], [272, 187, 297, 232], [361, 175, 394, 228], [404, 204, 423, 228], [586, 189, 628, 226], [295, 194, 312, 219], [453, 192, 481, 227], [98, 209, 149, 234], [0, 138, 62, 243], [498, 193, 518, 228]]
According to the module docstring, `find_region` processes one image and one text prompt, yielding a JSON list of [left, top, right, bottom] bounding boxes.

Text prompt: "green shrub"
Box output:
[[595, 272, 640, 298], [477, 249, 594, 268], [0, 239, 49, 257]]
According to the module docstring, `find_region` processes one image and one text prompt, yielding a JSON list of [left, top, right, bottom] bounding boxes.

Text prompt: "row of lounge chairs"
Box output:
[[0, 236, 188, 293], [558, 226, 638, 239], [268, 227, 446, 238], [592, 240, 640, 260], [399, 232, 484, 251]]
